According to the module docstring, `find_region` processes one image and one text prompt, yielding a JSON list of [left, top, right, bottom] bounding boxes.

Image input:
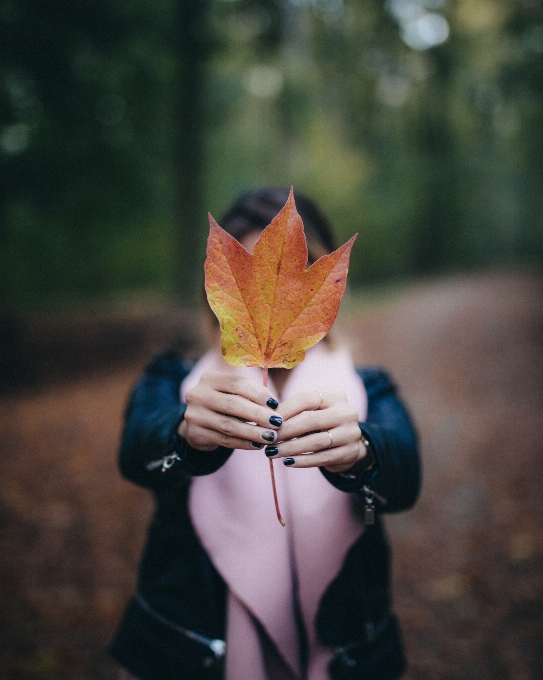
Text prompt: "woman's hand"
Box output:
[[265, 390, 367, 473], [178, 371, 283, 451]]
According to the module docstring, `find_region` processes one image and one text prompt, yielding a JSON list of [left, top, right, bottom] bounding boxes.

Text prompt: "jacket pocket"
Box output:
[[110, 595, 225, 680]]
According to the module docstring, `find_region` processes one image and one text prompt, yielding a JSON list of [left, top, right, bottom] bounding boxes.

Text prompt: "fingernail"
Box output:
[[266, 397, 279, 410], [269, 415, 282, 427], [252, 442, 264, 449], [265, 446, 278, 457], [262, 431, 275, 442], [284, 457, 295, 466]]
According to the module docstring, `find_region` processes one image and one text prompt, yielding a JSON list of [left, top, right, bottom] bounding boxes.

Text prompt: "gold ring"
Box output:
[[325, 430, 333, 449], [316, 391, 323, 410]]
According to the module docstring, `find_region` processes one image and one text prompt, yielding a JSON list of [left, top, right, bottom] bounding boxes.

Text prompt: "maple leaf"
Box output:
[[205, 188, 357, 375]]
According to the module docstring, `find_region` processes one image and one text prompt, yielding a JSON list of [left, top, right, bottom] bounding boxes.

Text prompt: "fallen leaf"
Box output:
[[205, 188, 357, 374]]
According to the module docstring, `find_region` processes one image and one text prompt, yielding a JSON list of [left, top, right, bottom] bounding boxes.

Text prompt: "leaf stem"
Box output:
[[263, 363, 285, 526], [269, 458, 286, 527]]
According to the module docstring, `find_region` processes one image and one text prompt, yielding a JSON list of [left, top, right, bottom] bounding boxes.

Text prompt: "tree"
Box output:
[[0, 0, 177, 307]]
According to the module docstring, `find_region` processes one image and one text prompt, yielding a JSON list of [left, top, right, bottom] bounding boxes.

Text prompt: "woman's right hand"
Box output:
[[178, 371, 283, 451]]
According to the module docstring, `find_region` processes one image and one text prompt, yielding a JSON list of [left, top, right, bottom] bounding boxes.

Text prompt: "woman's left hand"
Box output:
[[266, 390, 367, 473]]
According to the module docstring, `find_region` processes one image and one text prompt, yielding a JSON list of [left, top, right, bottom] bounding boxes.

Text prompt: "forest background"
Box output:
[[1, 0, 542, 315]]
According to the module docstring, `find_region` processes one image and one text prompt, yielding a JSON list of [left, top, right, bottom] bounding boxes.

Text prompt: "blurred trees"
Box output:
[[0, 0, 178, 307], [1, 0, 542, 310]]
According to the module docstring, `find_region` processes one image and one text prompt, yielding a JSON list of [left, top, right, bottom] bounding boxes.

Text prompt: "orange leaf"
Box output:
[[205, 188, 357, 371]]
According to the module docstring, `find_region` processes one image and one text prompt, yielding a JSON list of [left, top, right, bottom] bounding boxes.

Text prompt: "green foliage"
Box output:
[[0, 0, 176, 310], [1, 0, 542, 311], [205, 0, 543, 285]]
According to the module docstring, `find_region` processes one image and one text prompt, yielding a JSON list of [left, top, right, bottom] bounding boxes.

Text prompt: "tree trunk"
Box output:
[[173, 0, 209, 302]]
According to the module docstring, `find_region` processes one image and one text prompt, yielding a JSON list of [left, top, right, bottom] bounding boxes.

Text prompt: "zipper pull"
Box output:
[[203, 639, 227, 668], [362, 485, 387, 525], [161, 452, 181, 472], [363, 485, 387, 506]]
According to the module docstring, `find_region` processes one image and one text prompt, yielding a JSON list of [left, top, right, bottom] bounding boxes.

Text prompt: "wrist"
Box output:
[[332, 428, 376, 484]]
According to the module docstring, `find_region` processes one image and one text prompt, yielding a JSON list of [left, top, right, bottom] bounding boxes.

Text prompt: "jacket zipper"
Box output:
[[334, 609, 392, 656], [145, 452, 181, 473], [134, 592, 226, 662]]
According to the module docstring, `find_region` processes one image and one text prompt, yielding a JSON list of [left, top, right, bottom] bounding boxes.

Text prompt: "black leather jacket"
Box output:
[[110, 351, 420, 680]]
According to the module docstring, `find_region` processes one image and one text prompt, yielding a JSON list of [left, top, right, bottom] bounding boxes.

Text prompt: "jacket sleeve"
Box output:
[[321, 368, 421, 513], [118, 351, 233, 489]]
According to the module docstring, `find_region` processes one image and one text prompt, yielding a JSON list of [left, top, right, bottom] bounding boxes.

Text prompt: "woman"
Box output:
[[110, 187, 421, 680]]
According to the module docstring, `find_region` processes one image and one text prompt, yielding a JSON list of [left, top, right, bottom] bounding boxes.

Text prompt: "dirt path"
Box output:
[[343, 271, 543, 680], [0, 270, 542, 679]]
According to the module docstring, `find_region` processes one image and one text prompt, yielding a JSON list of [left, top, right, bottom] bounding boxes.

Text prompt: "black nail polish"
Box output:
[[266, 397, 279, 410], [262, 431, 275, 442], [284, 457, 295, 466], [265, 446, 278, 457], [269, 415, 282, 427], [252, 442, 264, 449]]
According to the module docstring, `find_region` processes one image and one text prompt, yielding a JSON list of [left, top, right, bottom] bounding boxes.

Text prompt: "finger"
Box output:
[[277, 390, 325, 420], [203, 389, 283, 429], [188, 378, 281, 429], [201, 372, 279, 409], [184, 423, 267, 452], [281, 442, 362, 471], [266, 428, 341, 459], [267, 421, 361, 458], [185, 407, 279, 446], [278, 404, 358, 441]]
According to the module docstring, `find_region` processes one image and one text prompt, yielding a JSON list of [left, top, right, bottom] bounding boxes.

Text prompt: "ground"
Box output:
[[0, 270, 542, 679]]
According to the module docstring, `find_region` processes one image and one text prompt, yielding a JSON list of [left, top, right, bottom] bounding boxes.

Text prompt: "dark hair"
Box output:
[[219, 187, 336, 256]]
